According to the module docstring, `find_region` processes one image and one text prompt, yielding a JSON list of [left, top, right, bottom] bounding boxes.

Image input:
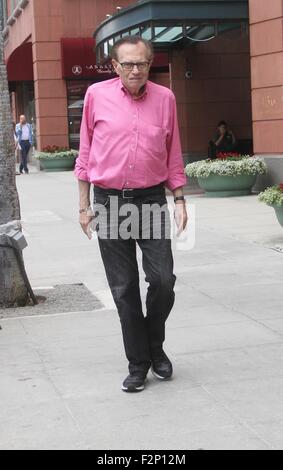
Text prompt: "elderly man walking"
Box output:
[[75, 37, 188, 393], [16, 115, 33, 174]]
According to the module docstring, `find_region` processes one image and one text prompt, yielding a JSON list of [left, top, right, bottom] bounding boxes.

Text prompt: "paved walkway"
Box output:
[[0, 166, 283, 450]]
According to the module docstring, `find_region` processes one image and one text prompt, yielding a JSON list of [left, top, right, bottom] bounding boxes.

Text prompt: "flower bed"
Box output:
[[186, 155, 267, 179], [34, 147, 78, 172], [259, 184, 283, 227], [258, 184, 283, 206], [185, 155, 267, 197], [35, 147, 78, 160]]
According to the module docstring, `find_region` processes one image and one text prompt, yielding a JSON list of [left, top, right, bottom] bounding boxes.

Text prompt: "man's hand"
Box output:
[[79, 212, 95, 240], [78, 180, 93, 239], [174, 202, 188, 237]]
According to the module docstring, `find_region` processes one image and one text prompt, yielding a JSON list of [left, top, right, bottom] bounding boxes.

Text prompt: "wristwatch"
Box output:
[[174, 196, 185, 204]]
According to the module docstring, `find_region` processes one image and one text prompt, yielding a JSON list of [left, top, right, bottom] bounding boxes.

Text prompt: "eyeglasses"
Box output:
[[118, 62, 150, 71]]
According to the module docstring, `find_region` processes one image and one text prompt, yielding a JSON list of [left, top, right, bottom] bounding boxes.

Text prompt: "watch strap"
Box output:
[[174, 196, 185, 203]]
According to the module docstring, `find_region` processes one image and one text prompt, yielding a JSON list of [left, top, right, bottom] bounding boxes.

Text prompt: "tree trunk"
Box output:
[[0, 13, 28, 307]]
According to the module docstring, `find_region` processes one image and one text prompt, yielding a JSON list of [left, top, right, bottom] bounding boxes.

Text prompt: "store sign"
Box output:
[[61, 38, 114, 79], [61, 38, 169, 79], [72, 65, 83, 76]]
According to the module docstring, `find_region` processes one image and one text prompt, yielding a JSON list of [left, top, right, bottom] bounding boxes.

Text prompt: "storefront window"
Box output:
[[67, 81, 91, 150], [67, 79, 112, 150]]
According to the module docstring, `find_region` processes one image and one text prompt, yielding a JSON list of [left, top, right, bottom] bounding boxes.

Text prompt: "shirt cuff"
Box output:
[[166, 174, 187, 192], [74, 167, 90, 182]]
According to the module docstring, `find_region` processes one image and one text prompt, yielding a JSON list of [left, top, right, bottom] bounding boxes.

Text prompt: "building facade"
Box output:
[[1, 0, 283, 185]]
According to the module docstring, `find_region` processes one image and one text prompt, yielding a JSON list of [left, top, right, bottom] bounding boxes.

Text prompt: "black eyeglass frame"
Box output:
[[117, 61, 151, 71]]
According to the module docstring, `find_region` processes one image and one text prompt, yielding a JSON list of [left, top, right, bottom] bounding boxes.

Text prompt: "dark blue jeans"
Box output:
[[19, 141, 31, 174], [93, 187, 176, 375]]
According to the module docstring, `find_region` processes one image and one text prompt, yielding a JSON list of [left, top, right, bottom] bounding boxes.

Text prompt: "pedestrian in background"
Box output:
[[15, 115, 33, 174]]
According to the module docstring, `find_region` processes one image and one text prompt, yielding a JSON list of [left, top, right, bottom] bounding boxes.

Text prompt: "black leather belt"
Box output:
[[93, 183, 165, 199]]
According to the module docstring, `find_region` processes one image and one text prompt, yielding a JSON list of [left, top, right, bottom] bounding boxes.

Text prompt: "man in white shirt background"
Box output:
[[15, 115, 33, 174]]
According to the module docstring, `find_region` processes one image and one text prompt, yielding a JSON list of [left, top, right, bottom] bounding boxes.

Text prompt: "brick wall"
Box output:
[[249, 0, 283, 154]]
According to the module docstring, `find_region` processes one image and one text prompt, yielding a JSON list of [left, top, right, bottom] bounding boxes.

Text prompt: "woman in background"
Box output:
[[209, 121, 237, 158]]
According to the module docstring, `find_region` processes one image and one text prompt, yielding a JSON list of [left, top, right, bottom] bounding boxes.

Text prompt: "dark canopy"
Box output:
[[94, 0, 249, 63]]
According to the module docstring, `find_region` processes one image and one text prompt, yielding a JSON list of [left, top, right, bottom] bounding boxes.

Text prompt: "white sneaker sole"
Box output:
[[122, 378, 147, 392], [122, 384, 145, 392], [151, 367, 173, 381]]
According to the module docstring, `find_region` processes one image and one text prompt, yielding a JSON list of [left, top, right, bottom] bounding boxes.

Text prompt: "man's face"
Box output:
[[219, 124, 227, 134], [112, 42, 152, 95], [20, 115, 26, 125]]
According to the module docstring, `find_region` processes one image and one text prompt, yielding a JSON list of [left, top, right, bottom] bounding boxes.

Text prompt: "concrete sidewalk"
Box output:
[[1, 166, 283, 450]]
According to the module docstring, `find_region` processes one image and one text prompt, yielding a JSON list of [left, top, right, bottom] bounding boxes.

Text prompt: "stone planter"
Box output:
[[39, 157, 76, 172], [271, 205, 283, 228], [197, 174, 258, 197]]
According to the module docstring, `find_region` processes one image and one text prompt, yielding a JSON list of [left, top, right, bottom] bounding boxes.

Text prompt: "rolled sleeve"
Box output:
[[165, 93, 187, 191], [74, 89, 94, 182], [15, 125, 21, 141], [29, 125, 33, 146]]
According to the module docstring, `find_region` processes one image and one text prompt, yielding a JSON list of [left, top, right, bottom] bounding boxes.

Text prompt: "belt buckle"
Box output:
[[122, 188, 134, 199], [122, 189, 134, 199]]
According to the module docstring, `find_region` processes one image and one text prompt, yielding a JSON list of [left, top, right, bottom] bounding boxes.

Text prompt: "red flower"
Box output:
[[279, 183, 283, 191], [42, 144, 71, 153], [216, 152, 242, 160]]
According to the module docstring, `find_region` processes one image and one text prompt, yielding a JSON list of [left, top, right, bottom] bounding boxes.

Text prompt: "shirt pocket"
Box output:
[[141, 124, 168, 158]]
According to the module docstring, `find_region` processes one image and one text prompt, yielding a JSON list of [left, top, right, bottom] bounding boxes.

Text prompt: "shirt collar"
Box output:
[[119, 78, 148, 101]]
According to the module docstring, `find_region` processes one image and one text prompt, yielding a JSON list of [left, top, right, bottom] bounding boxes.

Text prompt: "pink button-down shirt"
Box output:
[[74, 77, 187, 191]]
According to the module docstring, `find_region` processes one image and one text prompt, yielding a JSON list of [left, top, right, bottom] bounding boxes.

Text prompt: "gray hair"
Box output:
[[111, 36, 154, 61]]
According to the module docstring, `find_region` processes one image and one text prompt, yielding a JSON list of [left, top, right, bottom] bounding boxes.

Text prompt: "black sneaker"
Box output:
[[122, 372, 147, 393], [151, 350, 173, 381]]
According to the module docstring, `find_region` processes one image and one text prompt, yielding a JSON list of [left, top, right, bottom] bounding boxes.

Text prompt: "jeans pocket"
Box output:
[[93, 193, 110, 207], [143, 193, 167, 206]]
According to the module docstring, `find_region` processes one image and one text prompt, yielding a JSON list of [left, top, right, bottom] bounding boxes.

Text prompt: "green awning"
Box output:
[[94, 0, 249, 63]]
